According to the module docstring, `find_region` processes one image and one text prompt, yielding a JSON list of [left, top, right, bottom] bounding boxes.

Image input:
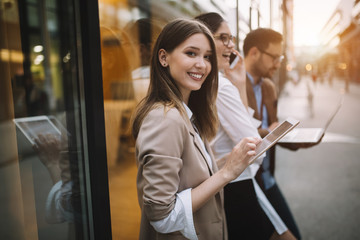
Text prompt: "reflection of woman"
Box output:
[[100, 26, 132, 99], [125, 18, 162, 103], [132, 19, 259, 239], [33, 122, 81, 225], [196, 13, 296, 240], [23, 73, 49, 116]]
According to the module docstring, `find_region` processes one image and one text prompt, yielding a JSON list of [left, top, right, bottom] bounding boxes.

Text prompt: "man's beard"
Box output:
[[263, 67, 277, 79], [254, 61, 277, 79], [253, 64, 276, 79], [252, 58, 277, 79]]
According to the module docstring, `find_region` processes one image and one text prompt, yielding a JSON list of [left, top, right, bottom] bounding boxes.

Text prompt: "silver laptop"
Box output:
[[279, 96, 343, 144]]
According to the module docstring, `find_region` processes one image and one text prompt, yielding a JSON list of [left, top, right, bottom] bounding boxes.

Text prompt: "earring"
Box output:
[[163, 63, 167, 67]]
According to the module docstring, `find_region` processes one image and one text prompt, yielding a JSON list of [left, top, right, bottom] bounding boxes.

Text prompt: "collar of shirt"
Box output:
[[182, 102, 193, 121], [247, 72, 262, 111], [183, 102, 200, 135], [183, 102, 213, 170], [246, 72, 263, 87], [246, 73, 269, 128]]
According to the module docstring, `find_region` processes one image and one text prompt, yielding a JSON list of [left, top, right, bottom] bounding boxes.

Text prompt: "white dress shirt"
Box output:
[[210, 72, 287, 234], [211, 72, 263, 180]]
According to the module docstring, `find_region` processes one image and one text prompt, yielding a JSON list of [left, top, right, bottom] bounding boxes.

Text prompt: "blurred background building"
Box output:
[[296, 0, 360, 91]]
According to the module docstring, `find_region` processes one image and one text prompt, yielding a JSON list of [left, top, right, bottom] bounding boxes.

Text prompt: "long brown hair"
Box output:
[[132, 18, 218, 140]]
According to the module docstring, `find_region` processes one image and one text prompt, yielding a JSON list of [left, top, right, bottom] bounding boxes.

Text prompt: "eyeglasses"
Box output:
[[213, 33, 236, 46], [258, 48, 284, 64]]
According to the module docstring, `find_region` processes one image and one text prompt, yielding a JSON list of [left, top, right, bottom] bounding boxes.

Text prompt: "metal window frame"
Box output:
[[74, 0, 112, 238]]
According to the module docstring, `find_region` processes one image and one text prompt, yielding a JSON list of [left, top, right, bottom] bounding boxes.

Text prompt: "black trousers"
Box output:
[[263, 183, 301, 240], [224, 180, 274, 240]]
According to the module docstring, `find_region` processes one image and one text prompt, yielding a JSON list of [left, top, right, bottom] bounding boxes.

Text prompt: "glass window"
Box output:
[[47, 0, 57, 9], [27, 5, 39, 28], [238, 0, 251, 22], [98, 0, 180, 238], [0, 0, 105, 239]]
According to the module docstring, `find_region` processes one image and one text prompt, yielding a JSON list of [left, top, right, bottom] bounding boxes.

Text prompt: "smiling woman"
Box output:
[[131, 18, 260, 240], [158, 33, 213, 103]]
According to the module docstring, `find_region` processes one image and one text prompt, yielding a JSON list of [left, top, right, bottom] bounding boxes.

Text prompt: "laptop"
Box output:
[[278, 95, 343, 145]]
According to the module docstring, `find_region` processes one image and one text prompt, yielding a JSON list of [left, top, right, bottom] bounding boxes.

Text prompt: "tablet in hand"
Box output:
[[249, 117, 300, 164]]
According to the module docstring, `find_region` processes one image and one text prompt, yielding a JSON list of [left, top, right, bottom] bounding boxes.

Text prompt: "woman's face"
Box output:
[[159, 33, 212, 102], [214, 21, 235, 71]]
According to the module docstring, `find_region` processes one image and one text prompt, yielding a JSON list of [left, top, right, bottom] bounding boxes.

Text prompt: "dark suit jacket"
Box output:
[[136, 105, 227, 240], [246, 76, 278, 177]]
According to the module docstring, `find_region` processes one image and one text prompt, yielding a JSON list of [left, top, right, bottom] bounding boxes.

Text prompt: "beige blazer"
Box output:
[[136, 105, 227, 240]]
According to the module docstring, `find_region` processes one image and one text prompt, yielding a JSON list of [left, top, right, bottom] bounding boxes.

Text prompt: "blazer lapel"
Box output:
[[187, 120, 215, 175], [205, 140, 218, 173]]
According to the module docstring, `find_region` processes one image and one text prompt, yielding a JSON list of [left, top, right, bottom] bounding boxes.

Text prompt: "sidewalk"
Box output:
[[275, 75, 360, 240], [279, 75, 360, 142]]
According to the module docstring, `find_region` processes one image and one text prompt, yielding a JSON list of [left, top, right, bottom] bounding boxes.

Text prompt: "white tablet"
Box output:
[[249, 117, 300, 164], [14, 115, 61, 146]]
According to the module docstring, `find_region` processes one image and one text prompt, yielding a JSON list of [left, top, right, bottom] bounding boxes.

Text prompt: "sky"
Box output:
[[293, 0, 341, 46]]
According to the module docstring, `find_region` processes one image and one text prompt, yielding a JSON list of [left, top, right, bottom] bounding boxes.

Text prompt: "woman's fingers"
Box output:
[[224, 137, 262, 180]]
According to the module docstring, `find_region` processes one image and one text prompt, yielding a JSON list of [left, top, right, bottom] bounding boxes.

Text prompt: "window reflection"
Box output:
[[1, 0, 89, 239], [98, 1, 164, 238]]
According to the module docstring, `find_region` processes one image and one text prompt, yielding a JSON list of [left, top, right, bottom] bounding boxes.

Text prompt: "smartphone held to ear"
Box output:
[[229, 52, 240, 69]]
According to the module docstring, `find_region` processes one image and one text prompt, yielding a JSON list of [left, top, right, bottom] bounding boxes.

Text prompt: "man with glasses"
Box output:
[[244, 28, 302, 240]]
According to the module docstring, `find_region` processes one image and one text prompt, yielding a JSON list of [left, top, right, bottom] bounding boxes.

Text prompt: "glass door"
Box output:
[[0, 0, 111, 239]]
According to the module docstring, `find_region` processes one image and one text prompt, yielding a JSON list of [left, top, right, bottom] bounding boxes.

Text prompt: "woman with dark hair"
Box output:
[[195, 12, 297, 240], [132, 18, 259, 240]]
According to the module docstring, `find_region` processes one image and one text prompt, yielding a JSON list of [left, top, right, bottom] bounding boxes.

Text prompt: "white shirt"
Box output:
[[46, 180, 74, 223], [211, 72, 263, 181], [150, 103, 212, 240], [132, 66, 150, 103], [210, 73, 287, 234]]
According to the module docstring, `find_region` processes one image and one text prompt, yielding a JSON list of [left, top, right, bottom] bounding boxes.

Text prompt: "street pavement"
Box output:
[[275, 75, 360, 240]]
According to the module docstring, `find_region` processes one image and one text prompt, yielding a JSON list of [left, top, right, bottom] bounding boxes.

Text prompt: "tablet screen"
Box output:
[[250, 117, 299, 163], [14, 116, 61, 146]]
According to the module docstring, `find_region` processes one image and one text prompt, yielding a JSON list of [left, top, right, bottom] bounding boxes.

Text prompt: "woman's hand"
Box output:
[[224, 50, 249, 108], [34, 134, 61, 167], [192, 137, 260, 212], [33, 134, 62, 183], [221, 137, 260, 181], [224, 50, 246, 90]]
